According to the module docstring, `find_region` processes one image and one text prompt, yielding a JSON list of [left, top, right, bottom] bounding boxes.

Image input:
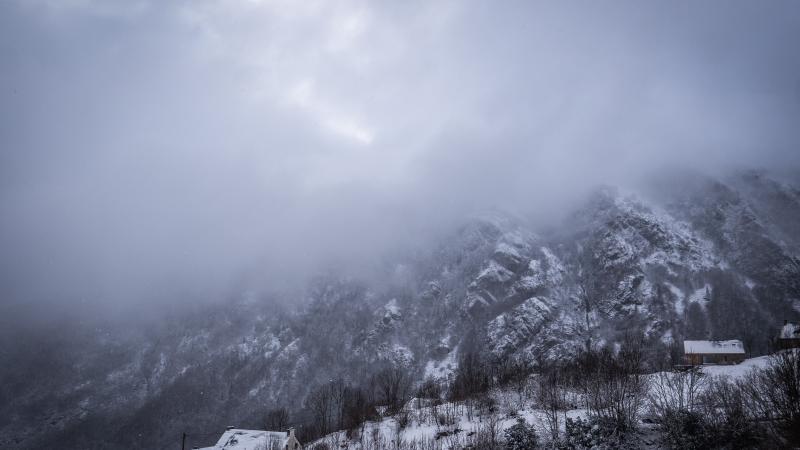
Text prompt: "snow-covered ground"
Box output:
[[309, 399, 589, 450], [307, 355, 774, 449], [699, 355, 770, 379]]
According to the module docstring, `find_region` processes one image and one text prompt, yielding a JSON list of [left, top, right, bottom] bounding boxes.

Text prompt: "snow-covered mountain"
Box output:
[[2, 171, 798, 449]]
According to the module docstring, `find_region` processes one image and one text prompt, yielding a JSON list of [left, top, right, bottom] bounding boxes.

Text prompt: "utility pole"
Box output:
[[181, 432, 186, 450]]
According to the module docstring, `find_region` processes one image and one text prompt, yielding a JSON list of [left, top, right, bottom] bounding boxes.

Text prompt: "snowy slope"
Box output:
[[4, 172, 800, 449]]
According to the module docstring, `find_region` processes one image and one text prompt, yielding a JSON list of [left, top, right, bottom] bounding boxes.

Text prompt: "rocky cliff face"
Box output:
[[2, 171, 799, 449]]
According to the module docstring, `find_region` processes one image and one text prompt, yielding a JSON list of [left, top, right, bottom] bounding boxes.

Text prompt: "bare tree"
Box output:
[[697, 375, 765, 448], [342, 385, 374, 432], [578, 334, 647, 432], [449, 350, 489, 401], [329, 379, 346, 432], [649, 366, 707, 417], [537, 366, 569, 443], [473, 412, 502, 449], [740, 350, 800, 445], [306, 383, 334, 436], [264, 406, 290, 431], [372, 366, 412, 415]]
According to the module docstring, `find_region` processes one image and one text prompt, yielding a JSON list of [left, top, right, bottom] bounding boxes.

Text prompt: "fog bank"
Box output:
[[1, 0, 799, 312]]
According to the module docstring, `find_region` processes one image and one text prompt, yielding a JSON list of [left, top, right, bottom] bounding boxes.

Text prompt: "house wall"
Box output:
[[686, 354, 702, 366], [284, 436, 301, 450], [684, 353, 745, 365]]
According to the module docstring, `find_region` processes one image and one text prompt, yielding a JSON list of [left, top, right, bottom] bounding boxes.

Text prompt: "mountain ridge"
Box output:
[[2, 170, 799, 449]]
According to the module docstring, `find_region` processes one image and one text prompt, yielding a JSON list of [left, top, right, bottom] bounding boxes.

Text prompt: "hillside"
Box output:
[[1, 171, 799, 449], [306, 355, 774, 450]]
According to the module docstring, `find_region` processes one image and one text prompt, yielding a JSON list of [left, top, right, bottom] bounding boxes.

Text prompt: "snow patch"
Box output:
[[423, 347, 458, 381], [476, 260, 514, 284], [701, 356, 770, 379]]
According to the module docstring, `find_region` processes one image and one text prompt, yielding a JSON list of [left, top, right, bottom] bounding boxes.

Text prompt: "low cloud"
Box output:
[[1, 0, 798, 312]]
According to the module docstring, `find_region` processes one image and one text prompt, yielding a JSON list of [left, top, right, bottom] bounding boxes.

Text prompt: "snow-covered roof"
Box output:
[[684, 340, 745, 355], [780, 322, 800, 339], [197, 429, 288, 450]]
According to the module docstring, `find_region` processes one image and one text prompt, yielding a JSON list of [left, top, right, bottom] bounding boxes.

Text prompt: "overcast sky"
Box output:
[[1, 0, 799, 311]]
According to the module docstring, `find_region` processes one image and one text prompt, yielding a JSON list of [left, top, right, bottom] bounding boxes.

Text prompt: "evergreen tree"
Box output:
[[684, 302, 708, 339], [504, 418, 538, 449]]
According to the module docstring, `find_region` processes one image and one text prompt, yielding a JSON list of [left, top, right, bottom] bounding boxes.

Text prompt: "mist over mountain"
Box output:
[[2, 0, 799, 315], [1, 1, 800, 449], [2, 170, 800, 448]]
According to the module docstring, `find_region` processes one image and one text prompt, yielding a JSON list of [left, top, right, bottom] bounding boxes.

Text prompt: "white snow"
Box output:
[[385, 298, 401, 317], [665, 282, 683, 299], [701, 355, 771, 379], [198, 429, 288, 450], [423, 347, 458, 381], [684, 340, 745, 355], [262, 334, 281, 359], [308, 354, 778, 450], [308, 396, 587, 450], [780, 322, 800, 339], [515, 275, 544, 292], [540, 246, 565, 284], [389, 344, 414, 365], [494, 242, 523, 260], [687, 285, 711, 309], [660, 329, 674, 345], [487, 297, 551, 356], [515, 259, 545, 291], [664, 282, 686, 314], [476, 260, 515, 284]]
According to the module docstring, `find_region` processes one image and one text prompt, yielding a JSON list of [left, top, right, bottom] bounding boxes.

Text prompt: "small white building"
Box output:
[[683, 340, 745, 365], [198, 427, 301, 450]]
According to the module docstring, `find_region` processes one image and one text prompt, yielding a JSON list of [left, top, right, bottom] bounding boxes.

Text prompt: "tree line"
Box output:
[[268, 337, 799, 449]]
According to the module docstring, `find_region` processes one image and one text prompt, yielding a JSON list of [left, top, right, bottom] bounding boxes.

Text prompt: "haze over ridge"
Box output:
[[1, 0, 799, 313]]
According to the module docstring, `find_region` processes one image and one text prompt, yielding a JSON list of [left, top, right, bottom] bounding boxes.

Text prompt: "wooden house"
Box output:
[[683, 340, 745, 365]]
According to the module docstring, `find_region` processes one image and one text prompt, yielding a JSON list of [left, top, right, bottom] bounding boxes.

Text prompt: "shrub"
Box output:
[[504, 418, 538, 449], [472, 413, 502, 449], [563, 417, 639, 450], [648, 367, 707, 417], [699, 377, 766, 449], [396, 410, 411, 430], [743, 350, 800, 446], [477, 394, 498, 414], [658, 409, 712, 450], [574, 336, 647, 433]]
